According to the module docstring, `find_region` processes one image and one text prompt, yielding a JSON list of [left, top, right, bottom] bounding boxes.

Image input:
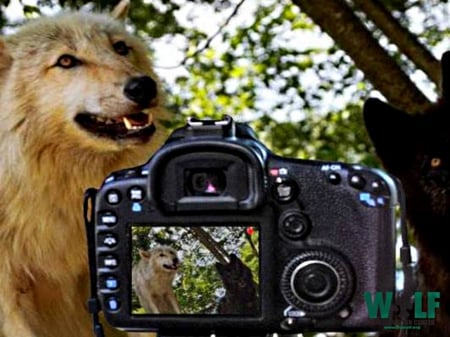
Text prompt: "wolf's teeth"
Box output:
[[123, 116, 145, 130], [122, 114, 153, 130], [123, 116, 134, 130]]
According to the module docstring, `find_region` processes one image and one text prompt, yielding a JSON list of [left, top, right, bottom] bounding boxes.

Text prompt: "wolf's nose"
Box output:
[[124, 76, 158, 108]]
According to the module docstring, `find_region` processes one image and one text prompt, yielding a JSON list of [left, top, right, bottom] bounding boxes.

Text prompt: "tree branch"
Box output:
[[351, 0, 440, 88], [189, 227, 230, 264], [158, 0, 247, 69], [185, 0, 247, 63], [292, 0, 433, 113]]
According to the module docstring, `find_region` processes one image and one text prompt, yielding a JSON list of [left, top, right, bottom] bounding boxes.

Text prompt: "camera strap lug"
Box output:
[[84, 187, 105, 337], [394, 178, 418, 335]]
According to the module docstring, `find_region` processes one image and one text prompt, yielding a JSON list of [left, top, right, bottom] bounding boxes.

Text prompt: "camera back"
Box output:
[[85, 116, 401, 336]]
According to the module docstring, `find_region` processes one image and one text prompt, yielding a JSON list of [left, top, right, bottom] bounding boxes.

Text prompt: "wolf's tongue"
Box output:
[[122, 113, 152, 130]]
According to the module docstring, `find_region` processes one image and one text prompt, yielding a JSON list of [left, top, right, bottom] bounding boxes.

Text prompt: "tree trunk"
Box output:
[[188, 227, 230, 264], [351, 0, 441, 89], [292, 0, 433, 113]]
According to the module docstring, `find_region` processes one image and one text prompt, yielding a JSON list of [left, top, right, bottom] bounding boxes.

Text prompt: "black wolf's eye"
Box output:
[[56, 54, 80, 68], [431, 158, 442, 168], [113, 41, 130, 56]]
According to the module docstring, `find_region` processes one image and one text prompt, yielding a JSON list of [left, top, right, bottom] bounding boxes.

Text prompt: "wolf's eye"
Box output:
[[56, 54, 80, 68], [431, 158, 442, 168], [113, 41, 130, 56]]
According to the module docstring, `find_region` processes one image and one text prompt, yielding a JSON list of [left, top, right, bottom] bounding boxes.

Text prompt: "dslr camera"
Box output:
[[84, 115, 405, 336]]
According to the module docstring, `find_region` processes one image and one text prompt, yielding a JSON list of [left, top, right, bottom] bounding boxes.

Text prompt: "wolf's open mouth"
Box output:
[[74, 111, 155, 141], [163, 264, 178, 271]]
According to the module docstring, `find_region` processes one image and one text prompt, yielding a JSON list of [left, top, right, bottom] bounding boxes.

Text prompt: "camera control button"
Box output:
[[128, 186, 145, 201], [105, 297, 120, 311], [105, 190, 121, 205], [123, 169, 139, 178], [99, 212, 118, 226], [348, 174, 366, 189], [293, 263, 339, 303], [103, 276, 119, 290], [327, 172, 341, 185], [102, 255, 119, 269], [101, 233, 118, 248], [273, 178, 299, 203], [370, 179, 387, 193], [281, 250, 355, 315], [359, 192, 387, 207], [104, 175, 115, 184], [280, 211, 311, 240]]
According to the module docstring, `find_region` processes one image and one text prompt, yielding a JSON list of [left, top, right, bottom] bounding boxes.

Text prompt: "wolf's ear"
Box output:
[[229, 254, 240, 265], [363, 98, 417, 174], [138, 249, 151, 260], [111, 0, 130, 21]]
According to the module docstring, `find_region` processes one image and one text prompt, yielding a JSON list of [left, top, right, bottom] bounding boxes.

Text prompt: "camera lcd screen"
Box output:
[[130, 224, 260, 316]]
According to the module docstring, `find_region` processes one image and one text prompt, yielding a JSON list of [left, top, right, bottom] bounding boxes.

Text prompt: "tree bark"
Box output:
[[351, 0, 441, 89], [292, 0, 433, 113], [189, 227, 230, 264]]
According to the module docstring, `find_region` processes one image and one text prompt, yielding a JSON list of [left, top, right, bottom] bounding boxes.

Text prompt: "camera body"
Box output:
[[85, 116, 400, 336]]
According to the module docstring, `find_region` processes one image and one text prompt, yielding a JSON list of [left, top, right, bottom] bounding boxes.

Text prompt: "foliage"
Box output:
[[154, 0, 384, 166], [1, 0, 448, 165], [252, 104, 380, 167]]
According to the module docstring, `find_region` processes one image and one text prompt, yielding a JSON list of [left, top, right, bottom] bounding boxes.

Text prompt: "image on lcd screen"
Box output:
[[130, 224, 260, 316]]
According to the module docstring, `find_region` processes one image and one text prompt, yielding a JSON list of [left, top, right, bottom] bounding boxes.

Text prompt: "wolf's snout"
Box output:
[[124, 76, 157, 107]]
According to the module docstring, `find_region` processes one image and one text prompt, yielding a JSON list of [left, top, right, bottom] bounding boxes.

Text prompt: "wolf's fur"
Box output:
[[0, 3, 169, 337], [215, 254, 258, 315], [132, 246, 181, 314], [363, 51, 450, 336]]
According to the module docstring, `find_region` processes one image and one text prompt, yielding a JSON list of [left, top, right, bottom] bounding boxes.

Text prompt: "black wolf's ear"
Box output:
[[111, 0, 129, 21], [229, 254, 238, 262], [441, 51, 450, 101], [363, 98, 417, 174]]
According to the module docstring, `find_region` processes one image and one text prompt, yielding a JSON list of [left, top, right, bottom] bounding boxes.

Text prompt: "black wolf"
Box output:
[[363, 51, 450, 335], [216, 254, 258, 315]]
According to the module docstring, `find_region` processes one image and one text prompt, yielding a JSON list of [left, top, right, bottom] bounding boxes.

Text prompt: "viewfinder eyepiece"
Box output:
[[186, 169, 226, 196]]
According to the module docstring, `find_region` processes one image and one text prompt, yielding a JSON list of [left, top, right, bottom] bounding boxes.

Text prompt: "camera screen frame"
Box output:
[[129, 223, 261, 317]]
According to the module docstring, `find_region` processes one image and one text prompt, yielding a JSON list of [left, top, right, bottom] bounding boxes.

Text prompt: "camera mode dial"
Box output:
[[281, 249, 355, 317]]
